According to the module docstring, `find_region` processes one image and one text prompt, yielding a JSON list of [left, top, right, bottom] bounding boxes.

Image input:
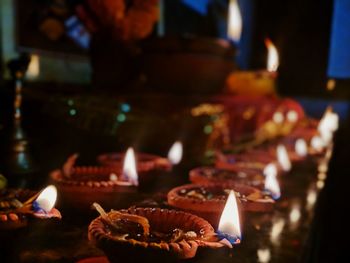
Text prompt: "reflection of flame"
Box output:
[[218, 190, 241, 240], [122, 148, 138, 186], [227, 0, 242, 42], [264, 166, 281, 200], [265, 38, 279, 72], [167, 141, 183, 165], [35, 185, 57, 213], [295, 139, 308, 157], [277, 145, 291, 171], [270, 217, 285, 245], [272, 112, 284, 124], [257, 248, 271, 263]]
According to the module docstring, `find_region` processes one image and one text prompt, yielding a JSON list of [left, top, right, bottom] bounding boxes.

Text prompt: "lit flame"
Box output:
[[265, 38, 279, 72], [276, 145, 291, 172], [122, 148, 138, 186], [318, 107, 339, 144], [218, 190, 241, 240], [167, 141, 183, 165], [289, 204, 301, 224], [270, 217, 285, 244], [311, 136, 325, 152], [286, 110, 298, 123], [257, 248, 271, 263], [227, 0, 242, 43], [35, 185, 57, 213], [264, 164, 281, 200], [26, 54, 40, 79], [306, 189, 317, 210], [295, 139, 308, 157], [272, 112, 284, 124]]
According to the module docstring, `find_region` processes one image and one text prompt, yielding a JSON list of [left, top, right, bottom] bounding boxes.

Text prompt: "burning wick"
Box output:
[[263, 163, 281, 200], [122, 148, 138, 186], [168, 141, 183, 165], [265, 38, 279, 72], [217, 190, 241, 247], [276, 145, 291, 172], [33, 185, 58, 213]]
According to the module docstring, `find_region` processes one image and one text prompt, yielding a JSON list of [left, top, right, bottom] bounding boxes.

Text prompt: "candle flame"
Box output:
[[318, 107, 339, 144], [257, 248, 271, 263], [218, 190, 241, 240], [264, 165, 281, 200], [35, 185, 57, 213], [168, 141, 183, 165], [227, 0, 242, 43], [270, 217, 285, 244], [265, 38, 279, 72], [276, 145, 291, 171], [286, 110, 298, 123], [289, 204, 301, 224], [272, 111, 284, 124], [122, 148, 138, 186], [310, 136, 325, 152], [295, 139, 308, 157]]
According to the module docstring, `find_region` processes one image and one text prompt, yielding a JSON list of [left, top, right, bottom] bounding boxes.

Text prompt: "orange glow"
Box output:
[[218, 190, 241, 240], [265, 38, 279, 72], [35, 185, 57, 212], [227, 0, 242, 42], [122, 148, 138, 186]]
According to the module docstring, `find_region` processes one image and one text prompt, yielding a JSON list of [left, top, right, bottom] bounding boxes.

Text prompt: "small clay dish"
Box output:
[[168, 183, 274, 227], [189, 166, 265, 189], [0, 188, 61, 231], [88, 207, 224, 262]]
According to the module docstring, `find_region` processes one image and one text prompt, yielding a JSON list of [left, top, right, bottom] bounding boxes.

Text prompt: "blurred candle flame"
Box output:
[[318, 107, 339, 145], [227, 0, 242, 43], [35, 185, 57, 213], [270, 217, 285, 245], [287, 110, 298, 123], [311, 136, 325, 152], [122, 148, 138, 186], [264, 164, 281, 200], [289, 204, 301, 224], [265, 38, 279, 72], [272, 111, 284, 124], [257, 248, 271, 263], [168, 141, 183, 165], [295, 138, 308, 157], [218, 190, 241, 240], [277, 145, 292, 171]]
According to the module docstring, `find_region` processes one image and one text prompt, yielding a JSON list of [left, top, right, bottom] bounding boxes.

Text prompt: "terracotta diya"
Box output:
[[0, 186, 61, 231], [51, 153, 142, 210], [189, 166, 265, 189], [88, 203, 225, 262], [167, 183, 274, 227]]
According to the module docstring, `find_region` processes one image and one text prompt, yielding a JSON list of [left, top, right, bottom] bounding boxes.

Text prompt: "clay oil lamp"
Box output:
[[167, 183, 274, 227], [51, 149, 141, 211], [0, 186, 61, 231], [88, 203, 226, 262], [189, 166, 265, 189]]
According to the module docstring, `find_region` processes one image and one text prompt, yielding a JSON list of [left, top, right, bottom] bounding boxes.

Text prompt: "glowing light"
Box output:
[[317, 172, 327, 180], [318, 107, 339, 145], [306, 189, 317, 210], [26, 54, 40, 79], [168, 141, 183, 165], [277, 145, 292, 172], [35, 185, 57, 213], [272, 112, 284, 124], [270, 217, 285, 245], [264, 165, 281, 200], [227, 0, 242, 43], [265, 38, 279, 72], [295, 139, 308, 157], [122, 148, 138, 186], [263, 163, 278, 178], [287, 110, 298, 123], [289, 204, 301, 224], [218, 190, 241, 240], [117, 113, 126, 122], [311, 136, 325, 152], [257, 248, 271, 263], [109, 173, 118, 181], [317, 180, 325, 189]]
